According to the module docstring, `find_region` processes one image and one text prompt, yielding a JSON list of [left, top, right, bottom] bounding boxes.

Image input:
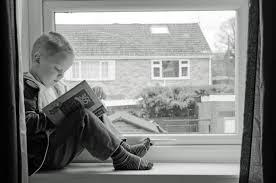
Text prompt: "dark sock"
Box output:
[[121, 138, 152, 157], [111, 146, 153, 170]]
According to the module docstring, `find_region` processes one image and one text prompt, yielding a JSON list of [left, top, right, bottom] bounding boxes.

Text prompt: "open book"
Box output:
[[42, 80, 107, 125]]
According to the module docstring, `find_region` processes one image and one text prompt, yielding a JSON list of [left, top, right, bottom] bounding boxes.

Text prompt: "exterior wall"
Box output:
[[64, 58, 210, 99], [198, 101, 235, 134]]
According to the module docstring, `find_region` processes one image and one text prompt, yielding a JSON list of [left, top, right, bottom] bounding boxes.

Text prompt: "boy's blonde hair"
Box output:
[[31, 31, 74, 61]]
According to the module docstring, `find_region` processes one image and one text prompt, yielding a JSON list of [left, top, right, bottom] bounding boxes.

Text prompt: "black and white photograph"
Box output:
[[3, 0, 273, 183]]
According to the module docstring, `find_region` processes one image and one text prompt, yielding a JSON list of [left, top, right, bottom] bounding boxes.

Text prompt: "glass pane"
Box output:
[[81, 61, 99, 79], [153, 67, 160, 77], [181, 67, 188, 77], [101, 62, 109, 79], [72, 62, 79, 78], [162, 60, 179, 78], [55, 11, 237, 134], [181, 61, 188, 64]]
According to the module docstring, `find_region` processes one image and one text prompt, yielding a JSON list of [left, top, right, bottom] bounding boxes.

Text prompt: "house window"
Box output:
[[152, 60, 190, 79], [101, 61, 109, 79], [100, 60, 115, 80], [151, 26, 170, 34], [64, 60, 115, 80], [180, 60, 189, 77], [81, 61, 100, 79], [72, 62, 80, 79]]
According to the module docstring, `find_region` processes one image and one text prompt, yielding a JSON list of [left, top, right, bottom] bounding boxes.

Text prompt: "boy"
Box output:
[[24, 32, 153, 176]]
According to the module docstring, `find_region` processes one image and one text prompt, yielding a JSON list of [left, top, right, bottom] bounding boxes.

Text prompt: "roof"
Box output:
[[56, 24, 212, 57], [108, 111, 166, 133]]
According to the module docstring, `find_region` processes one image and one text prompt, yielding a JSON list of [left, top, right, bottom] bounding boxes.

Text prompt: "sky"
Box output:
[[55, 11, 236, 52]]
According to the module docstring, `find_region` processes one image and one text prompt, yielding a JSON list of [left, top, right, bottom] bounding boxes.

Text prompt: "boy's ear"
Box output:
[[33, 52, 40, 63]]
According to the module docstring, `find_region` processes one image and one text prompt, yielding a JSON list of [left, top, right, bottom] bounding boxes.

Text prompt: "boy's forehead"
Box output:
[[45, 51, 74, 65]]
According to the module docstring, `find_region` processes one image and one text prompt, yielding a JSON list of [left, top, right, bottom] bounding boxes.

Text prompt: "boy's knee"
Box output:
[[83, 109, 99, 122], [83, 108, 94, 117]]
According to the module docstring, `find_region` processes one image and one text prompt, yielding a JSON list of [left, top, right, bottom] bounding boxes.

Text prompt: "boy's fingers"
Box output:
[[74, 97, 85, 109], [74, 97, 86, 117]]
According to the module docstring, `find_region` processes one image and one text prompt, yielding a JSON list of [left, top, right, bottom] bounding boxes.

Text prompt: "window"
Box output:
[[64, 60, 115, 81], [30, 0, 248, 162], [81, 61, 99, 79], [53, 11, 238, 136], [224, 117, 236, 133], [72, 62, 80, 79], [151, 26, 170, 34], [152, 60, 190, 79]]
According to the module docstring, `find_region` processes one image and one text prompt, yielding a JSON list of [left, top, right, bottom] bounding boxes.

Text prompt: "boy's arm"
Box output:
[[24, 80, 55, 135]]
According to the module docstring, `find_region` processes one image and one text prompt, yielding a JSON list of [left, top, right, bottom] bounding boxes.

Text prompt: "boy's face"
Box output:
[[32, 51, 74, 87]]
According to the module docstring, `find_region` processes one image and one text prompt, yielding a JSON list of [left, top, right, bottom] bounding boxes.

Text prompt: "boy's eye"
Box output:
[[55, 66, 63, 73]]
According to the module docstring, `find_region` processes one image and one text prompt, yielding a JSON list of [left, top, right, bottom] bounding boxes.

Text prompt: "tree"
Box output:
[[215, 17, 236, 62]]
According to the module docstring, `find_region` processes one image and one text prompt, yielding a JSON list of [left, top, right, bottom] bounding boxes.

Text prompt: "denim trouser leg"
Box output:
[[81, 109, 122, 160], [43, 109, 121, 170], [101, 113, 126, 141]]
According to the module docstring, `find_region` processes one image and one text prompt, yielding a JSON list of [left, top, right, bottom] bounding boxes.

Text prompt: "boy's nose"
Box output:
[[57, 73, 64, 79]]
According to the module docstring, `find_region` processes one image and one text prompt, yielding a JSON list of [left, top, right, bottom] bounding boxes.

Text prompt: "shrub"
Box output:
[[91, 86, 107, 100], [137, 86, 197, 118], [136, 83, 234, 118]]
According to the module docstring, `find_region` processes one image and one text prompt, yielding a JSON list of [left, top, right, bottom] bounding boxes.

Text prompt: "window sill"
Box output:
[[30, 163, 240, 183]]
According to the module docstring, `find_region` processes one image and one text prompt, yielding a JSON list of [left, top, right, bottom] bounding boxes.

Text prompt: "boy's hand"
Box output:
[[74, 97, 86, 116]]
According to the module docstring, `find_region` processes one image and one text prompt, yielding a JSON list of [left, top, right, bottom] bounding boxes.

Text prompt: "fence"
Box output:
[[156, 118, 211, 134]]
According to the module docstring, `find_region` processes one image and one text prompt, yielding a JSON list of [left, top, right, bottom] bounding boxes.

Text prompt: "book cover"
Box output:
[[42, 80, 107, 125]]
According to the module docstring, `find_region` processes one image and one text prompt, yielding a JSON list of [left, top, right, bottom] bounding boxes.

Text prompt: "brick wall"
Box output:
[[64, 58, 210, 99]]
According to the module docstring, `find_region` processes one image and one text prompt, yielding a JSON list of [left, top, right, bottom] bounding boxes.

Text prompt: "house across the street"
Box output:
[[56, 23, 212, 100]]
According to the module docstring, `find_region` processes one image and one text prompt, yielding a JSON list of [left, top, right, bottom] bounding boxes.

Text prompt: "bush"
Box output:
[[189, 84, 234, 96], [136, 83, 234, 118], [91, 86, 107, 100], [137, 86, 197, 118]]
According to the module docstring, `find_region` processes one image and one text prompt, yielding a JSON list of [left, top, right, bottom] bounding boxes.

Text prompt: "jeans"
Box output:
[[42, 109, 122, 170]]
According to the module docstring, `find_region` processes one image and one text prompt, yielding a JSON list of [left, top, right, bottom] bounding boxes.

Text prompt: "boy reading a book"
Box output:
[[24, 32, 153, 175]]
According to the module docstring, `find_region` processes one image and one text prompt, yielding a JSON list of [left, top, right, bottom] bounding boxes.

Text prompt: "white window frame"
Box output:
[[151, 60, 162, 79], [65, 59, 116, 81], [180, 59, 190, 78], [100, 60, 116, 81], [63, 61, 81, 80], [151, 59, 190, 80], [72, 61, 81, 80], [80, 60, 101, 80], [27, 0, 249, 163]]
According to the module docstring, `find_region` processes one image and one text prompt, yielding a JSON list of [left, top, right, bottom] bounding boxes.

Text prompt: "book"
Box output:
[[42, 80, 107, 126]]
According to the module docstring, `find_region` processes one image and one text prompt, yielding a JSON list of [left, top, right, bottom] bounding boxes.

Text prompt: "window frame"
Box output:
[[151, 59, 190, 80], [64, 59, 116, 81], [72, 61, 81, 79], [27, 0, 249, 163], [67, 61, 81, 80]]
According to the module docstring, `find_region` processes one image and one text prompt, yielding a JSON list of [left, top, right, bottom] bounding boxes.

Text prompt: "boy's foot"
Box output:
[[111, 146, 153, 170], [121, 138, 152, 157]]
